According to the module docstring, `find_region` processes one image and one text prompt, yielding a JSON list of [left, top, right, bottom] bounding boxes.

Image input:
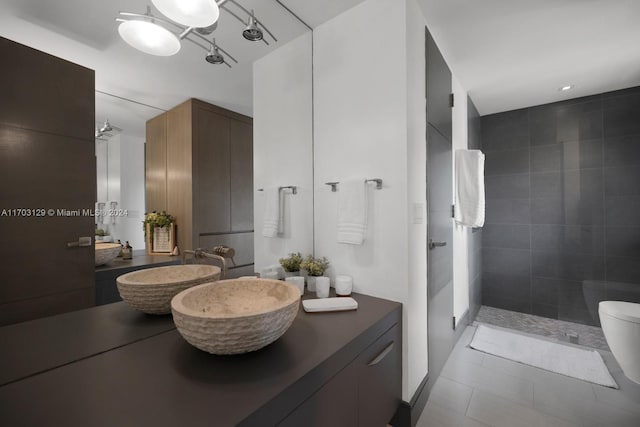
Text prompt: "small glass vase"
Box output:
[[284, 271, 299, 278]]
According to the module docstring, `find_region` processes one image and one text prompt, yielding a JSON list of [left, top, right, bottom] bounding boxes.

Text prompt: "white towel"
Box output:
[[455, 149, 485, 227], [337, 179, 367, 245], [262, 188, 281, 238]]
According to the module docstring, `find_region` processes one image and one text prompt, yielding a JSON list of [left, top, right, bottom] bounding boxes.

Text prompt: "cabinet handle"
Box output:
[[367, 342, 394, 367]]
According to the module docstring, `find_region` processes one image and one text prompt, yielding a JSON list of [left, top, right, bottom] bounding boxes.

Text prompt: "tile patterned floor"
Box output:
[[474, 306, 609, 351], [417, 325, 640, 427]]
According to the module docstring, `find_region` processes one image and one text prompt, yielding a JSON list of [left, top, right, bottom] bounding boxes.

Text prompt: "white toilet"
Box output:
[[599, 301, 640, 384]]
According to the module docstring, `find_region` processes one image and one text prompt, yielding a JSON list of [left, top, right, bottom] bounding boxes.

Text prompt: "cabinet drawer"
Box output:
[[277, 361, 357, 427], [357, 324, 402, 427]]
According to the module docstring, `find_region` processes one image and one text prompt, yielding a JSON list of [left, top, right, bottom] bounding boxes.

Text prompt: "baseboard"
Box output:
[[391, 372, 430, 427], [453, 310, 469, 344]]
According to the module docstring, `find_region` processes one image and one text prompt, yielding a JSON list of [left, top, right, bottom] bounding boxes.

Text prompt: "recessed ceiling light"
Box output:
[[559, 85, 574, 92]]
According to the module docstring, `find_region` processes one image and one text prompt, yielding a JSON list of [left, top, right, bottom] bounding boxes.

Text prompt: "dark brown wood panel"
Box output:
[[0, 37, 95, 326], [277, 362, 358, 427], [357, 324, 402, 426], [166, 101, 193, 250], [145, 113, 167, 213], [0, 127, 95, 317], [0, 37, 94, 140], [196, 106, 231, 234], [229, 118, 254, 231], [0, 288, 94, 329]]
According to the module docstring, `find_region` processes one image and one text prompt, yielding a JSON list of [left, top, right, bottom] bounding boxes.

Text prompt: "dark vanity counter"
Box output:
[[95, 249, 179, 273], [0, 292, 402, 427], [95, 250, 256, 306]]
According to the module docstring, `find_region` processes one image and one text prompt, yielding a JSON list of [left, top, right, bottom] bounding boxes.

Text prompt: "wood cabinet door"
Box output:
[[357, 324, 402, 427], [196, 107, 231, 233], [229, 118, 253, 232]]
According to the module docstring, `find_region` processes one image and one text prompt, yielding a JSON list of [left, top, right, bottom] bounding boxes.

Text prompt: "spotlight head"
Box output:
[[205, 46, 224, 64], [243, 17, 262, 41]]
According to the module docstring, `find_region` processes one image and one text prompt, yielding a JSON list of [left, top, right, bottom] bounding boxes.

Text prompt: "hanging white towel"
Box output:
[[262, 188, 281, 238], [455, 149, 485, 227], [337, 179, 367, 245]]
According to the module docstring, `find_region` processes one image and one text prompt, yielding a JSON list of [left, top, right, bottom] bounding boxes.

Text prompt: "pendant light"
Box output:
[[116, 1, 278, 65], [118, 20, 181, 56], [151, 0, 220, 28]]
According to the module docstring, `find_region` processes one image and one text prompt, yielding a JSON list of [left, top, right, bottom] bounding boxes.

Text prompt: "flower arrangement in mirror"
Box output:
[[279, 252, 303, 276], [143, 211, 176, 253]]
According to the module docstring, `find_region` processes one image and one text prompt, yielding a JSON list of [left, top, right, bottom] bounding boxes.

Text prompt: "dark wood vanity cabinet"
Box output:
[[0, 293, 401, 427], [277, 324, 401, 427]]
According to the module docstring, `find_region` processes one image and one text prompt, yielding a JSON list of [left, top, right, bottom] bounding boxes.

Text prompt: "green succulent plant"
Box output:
[[279, 252, 303, 273], [300, 255, 330, 277]]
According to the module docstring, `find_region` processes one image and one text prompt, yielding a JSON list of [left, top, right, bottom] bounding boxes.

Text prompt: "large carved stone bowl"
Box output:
[[95, 243, 122, 266], [116, 265, 221, 314], [171, 278, 301, 355]]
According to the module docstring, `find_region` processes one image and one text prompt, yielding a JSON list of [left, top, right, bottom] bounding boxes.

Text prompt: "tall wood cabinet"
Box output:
[[145, 99, 253, 262]]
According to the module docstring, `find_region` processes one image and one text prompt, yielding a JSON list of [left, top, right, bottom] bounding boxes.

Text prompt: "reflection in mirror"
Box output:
[[94, 90, 166, 249]]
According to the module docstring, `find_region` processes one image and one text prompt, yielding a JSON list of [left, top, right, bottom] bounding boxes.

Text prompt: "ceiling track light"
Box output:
[[221, 0, 278, 45], [116, 0, 276, 66]]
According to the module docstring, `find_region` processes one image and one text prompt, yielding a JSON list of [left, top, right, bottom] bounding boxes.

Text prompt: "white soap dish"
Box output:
[[302, 297, 358, 313]]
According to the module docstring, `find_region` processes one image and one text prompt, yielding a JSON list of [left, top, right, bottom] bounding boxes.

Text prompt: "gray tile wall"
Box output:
[[468, 96, 482, 322], [480, 86, 640, 326]]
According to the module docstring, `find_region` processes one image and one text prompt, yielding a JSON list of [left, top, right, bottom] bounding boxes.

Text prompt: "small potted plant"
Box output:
[[300, 256, 330, 295], [95, 228, 112, 243], [143, 211, 176, 253], [279, 252, 303, 277]]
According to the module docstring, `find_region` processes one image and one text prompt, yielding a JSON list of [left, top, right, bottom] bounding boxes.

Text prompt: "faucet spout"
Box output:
[[182, 248, 228, 277]]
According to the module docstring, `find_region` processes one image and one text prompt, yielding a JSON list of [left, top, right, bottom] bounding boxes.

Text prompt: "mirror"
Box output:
[[0, 0, 313, 327], [94, 90, 166, 249]]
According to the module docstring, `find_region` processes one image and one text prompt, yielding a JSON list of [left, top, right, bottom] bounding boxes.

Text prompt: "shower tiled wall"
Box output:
[[481, 86, 640, 326]]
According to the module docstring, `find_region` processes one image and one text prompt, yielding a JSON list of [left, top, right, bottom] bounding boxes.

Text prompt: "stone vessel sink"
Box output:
[[117, 265, 221, 314], [95, 243, 122, 266], [171, 278, 300, 355]]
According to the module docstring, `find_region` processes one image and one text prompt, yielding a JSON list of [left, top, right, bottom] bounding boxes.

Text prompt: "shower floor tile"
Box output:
[[474, 305, 609, 351]]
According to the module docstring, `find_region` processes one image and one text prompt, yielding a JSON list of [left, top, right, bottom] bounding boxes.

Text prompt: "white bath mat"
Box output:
[[470, 324, 618, 388]]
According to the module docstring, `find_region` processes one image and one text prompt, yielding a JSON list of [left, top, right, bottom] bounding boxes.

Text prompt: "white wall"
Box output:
[[313, 0, 428, 400], [95, 134, 146, 248], [452, 76, 470, 325], [406, 0, 429, 399], [253, 32, 314, 271], [118, 134, 146, 249], [313, 0, 408, 302], [253, 0, 473, 402]]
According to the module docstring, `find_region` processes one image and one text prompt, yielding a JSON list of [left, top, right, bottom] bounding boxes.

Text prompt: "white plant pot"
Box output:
[[285, 276, 305, 295], [315, 276, 330, 299], [306, 276, 316, 292]]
